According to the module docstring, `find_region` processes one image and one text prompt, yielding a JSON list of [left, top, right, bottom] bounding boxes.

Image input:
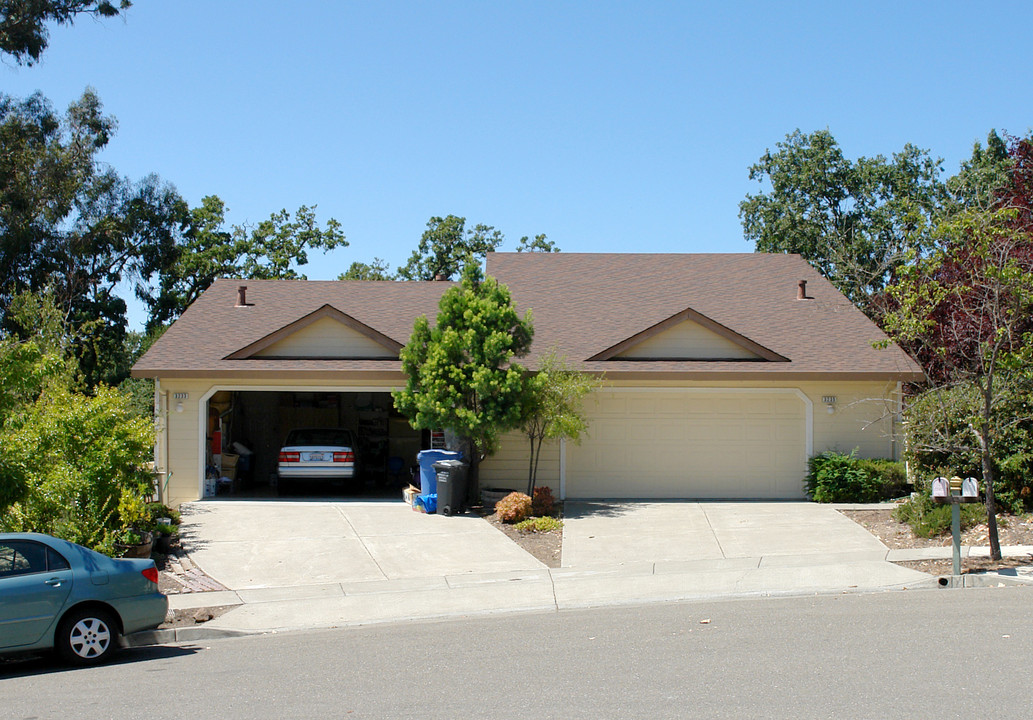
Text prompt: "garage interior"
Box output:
[[206, 390, 426, 497]]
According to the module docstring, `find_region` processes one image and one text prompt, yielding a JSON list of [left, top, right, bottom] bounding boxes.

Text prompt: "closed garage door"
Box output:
[[565, 390, 808, 499]]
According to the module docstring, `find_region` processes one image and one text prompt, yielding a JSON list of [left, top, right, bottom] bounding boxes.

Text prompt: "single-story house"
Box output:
[[131, 252, 923, 508]]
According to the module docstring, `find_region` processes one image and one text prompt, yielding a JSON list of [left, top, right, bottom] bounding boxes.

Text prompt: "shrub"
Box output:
[[142, 501, 180, 531], [856, 458, 909, 499], [495, 492, 532, 523], [531, 486, 555, 516], [805, 451, 877, 503], [893, 491, 985, 538], [0, 385, 155, 554], [514, 516, 563, 533], [805, 451, 907, 503]]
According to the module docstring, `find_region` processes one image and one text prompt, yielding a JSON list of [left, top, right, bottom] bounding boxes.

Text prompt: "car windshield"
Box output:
[[285, 429, 352, 447]]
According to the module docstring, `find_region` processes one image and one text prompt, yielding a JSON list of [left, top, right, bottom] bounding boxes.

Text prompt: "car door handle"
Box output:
[[45, 577, 64, 587]]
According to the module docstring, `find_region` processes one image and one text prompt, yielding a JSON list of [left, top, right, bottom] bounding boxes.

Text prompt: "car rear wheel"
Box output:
[[57, 608, 119, 665]]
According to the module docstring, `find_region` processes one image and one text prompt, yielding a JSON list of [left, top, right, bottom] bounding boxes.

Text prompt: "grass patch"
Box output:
[[513, 516, 563, 533]]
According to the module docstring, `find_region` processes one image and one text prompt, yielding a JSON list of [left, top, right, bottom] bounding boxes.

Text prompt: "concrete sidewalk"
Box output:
[[131, 500, 1033, 645], [135, 542, 1033, 646]]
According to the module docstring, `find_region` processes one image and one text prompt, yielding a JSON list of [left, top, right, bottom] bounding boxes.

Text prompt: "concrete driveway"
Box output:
[[561, 501, 888, 568], [179, 500, 545, 589], [169, 498, 937, 634]]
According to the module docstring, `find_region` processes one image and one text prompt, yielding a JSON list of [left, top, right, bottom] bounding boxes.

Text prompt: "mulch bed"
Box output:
[[841, 508, 1033, 576], [473, 503, 563, 568]]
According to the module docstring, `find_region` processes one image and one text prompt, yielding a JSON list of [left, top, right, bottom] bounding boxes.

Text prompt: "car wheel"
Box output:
[[57, 607, 119, 665]]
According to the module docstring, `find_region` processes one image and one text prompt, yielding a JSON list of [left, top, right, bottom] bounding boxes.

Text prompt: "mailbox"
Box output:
[[962, 477, 979, 498], [931, 477, 949, 498]]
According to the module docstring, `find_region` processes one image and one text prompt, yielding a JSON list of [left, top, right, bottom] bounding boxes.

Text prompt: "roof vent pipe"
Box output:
[[236, 285, 248, 307], [797, 280, 808, 300]]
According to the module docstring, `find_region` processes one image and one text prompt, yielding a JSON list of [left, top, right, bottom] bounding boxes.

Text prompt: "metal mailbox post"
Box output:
[[931, 476, 982, 577]]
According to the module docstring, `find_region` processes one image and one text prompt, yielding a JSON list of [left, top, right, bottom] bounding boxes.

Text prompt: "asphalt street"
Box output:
[[2, 587, 1031, 719]]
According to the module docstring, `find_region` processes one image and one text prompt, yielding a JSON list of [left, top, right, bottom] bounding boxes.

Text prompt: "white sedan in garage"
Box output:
[[276, 428, 357, 493]]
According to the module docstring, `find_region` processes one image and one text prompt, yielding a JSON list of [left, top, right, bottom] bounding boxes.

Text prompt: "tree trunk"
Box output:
[[466, 438, 481, 506], [980, 435, 1003, 561], [978, 377, 1002, 561], [526, 436, 535, 496], [530, 435, 544, 497]]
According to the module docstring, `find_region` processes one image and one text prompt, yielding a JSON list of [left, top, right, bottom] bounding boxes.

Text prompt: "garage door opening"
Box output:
[[205, 390, 424, 499]]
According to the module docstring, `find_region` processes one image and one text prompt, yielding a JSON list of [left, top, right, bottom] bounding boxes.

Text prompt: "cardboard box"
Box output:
[[402, 484, 420, 507], [221, 452, 239, 468]]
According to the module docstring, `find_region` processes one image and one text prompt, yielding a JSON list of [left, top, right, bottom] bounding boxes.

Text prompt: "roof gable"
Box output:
[[225, 305, 402, 360], [591, 307, 786, 361]]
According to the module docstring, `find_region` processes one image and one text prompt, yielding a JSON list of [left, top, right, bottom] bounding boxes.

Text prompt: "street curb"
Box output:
[[125, 625, 261, 647]]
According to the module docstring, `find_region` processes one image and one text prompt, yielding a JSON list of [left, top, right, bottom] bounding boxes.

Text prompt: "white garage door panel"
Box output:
[[566, 391, 807, 499]]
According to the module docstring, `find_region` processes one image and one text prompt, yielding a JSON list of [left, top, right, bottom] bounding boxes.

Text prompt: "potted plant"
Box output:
[[114, 528, 153, 558], [153, 522, 177, 554]]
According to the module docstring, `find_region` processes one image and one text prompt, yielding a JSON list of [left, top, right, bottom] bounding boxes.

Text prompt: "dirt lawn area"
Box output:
[[841, 508, 1033, 575]]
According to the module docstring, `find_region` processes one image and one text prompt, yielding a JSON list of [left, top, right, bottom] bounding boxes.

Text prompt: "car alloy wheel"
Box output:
[[58, 608, 118, 664]]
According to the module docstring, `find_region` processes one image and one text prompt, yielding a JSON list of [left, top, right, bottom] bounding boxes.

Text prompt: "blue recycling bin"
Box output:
[[417, 449, 462, 496]]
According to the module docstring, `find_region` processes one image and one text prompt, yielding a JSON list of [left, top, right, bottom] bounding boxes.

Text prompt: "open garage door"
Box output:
[[207, 390, 422, 497], [565, 390, 809, 499]]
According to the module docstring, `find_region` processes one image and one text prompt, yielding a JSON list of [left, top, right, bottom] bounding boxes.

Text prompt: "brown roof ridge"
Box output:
[[586, 305, 790, 362]]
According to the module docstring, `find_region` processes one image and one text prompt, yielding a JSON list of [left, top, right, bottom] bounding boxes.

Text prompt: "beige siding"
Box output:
[[254, 316, 394, 358], [153, 376, 900, 507], [804, 381, 899, 460], [480, 431, 560, 494], [616, 320, 759, 359]]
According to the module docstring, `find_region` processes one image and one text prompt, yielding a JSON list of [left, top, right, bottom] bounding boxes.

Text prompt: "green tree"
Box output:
[[0, 0, 131, 65], [139, 195, 347, 330], [740, 129, 945, 315], [396, 215, 504, 281], [882, 207, 1033, 560], [946, 131, 1013, 214], [393, 264, 533, 498], [0, 89, 191, 386], [338, 257, 392, 281], [516, 233, 559, 253], [519, 351, 599, 495]]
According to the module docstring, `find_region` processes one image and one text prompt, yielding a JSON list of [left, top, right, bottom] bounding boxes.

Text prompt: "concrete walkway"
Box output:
[[137, 500, 1033, 644]]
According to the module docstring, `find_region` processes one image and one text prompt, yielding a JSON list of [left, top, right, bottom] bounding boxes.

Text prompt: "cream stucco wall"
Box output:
[[152, 376, 900, 506], [254, 316, 394, 358], [616, 320, 760, 359]]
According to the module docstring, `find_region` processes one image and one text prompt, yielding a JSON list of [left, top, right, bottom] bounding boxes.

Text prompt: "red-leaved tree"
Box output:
[[882, 136, 1033, 559]]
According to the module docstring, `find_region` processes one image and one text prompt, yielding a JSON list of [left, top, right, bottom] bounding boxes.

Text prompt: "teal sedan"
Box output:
[[0, 533, 168, 664]]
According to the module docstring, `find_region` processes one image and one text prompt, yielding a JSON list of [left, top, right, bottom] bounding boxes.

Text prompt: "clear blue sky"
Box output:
[[3, 1, 1031, 327]]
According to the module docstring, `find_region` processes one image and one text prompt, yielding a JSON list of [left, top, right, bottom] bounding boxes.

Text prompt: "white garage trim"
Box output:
[[195, 384, 402, 501], [559, 438, 567, 500]]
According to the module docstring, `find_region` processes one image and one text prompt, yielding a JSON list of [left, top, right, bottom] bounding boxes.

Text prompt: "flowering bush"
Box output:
[[496, 492, 532, 523], [531, 486, 555, 516]]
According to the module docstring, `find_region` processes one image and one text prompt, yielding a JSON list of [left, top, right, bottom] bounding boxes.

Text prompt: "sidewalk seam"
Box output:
[[700, 503, 727, 559], [335, 504, 390, 581]]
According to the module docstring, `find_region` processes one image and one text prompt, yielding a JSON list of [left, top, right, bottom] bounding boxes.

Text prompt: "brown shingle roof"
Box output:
[[132, 254, 923, 381], [132, 279, 451, 377], [487, 252, 922, 379]]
